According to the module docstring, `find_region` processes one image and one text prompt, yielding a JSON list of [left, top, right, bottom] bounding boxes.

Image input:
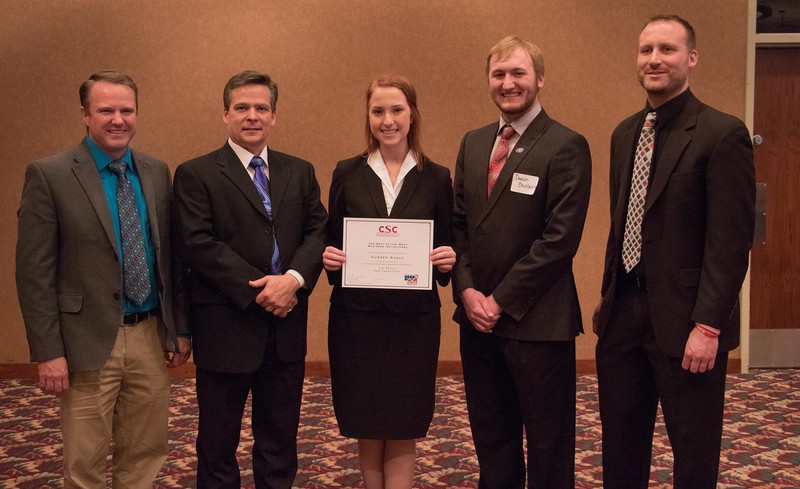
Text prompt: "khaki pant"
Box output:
[[60, 317, 170, 489]]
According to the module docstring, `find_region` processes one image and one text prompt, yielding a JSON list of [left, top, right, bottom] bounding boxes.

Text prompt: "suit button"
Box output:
[[113, 292, 120, 300], [264, 225, 272, 234]]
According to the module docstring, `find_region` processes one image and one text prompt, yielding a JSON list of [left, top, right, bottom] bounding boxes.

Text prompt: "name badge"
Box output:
[[510, 173, 539, 195]]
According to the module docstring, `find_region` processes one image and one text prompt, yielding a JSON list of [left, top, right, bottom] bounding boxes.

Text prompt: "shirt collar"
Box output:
[[228, 138, 269, 170], [499, 100, 542, 136], [367, 150, 417, 190], [86, 135, 133, 173], [645, 88, 692, 128]]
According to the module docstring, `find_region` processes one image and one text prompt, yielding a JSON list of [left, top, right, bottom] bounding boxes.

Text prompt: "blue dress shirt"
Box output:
[[87, 136, 159, 314]]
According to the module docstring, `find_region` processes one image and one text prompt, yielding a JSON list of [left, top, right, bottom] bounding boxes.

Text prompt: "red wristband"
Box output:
[[696, 324, 719, 338]]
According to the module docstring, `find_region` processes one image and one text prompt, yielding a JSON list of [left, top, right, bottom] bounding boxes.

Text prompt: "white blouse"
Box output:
[[367, 151, 418, 215]]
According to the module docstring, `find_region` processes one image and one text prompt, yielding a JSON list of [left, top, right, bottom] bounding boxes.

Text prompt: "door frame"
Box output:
[[743, 0, 800, 372]]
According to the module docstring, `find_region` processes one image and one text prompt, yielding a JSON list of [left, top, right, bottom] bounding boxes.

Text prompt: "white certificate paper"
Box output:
[[342, 217, 434, 290]]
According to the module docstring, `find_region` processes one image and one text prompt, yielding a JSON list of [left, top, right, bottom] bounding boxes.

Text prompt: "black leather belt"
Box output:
[[121, 309, 159, 325]]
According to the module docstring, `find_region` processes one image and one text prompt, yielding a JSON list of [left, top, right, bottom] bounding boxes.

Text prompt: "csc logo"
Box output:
[[378, 225, 398, 233]]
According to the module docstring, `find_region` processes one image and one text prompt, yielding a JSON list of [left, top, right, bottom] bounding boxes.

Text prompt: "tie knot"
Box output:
[[500, 125, 516, 140], [109, 159, 127, 176], [644, 111, 657, 127], [250, 156, 266, 169]]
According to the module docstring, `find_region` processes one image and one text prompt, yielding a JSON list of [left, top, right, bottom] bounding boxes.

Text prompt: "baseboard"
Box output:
[[0, 358, 742, 380], [0, 362, 200, 380], [434, 359, 743, 376]]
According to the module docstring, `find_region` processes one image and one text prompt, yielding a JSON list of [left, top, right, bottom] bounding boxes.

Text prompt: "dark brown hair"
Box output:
[[223, 70, 278, 110], [79, 71, 138, 110]]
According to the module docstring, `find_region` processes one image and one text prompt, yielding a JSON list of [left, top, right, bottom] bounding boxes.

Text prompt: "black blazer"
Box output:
[[173, 142, 328, 371], [452, 109, 592, 341], [596, 93, 755, 356], [326, 155, 452, 313]]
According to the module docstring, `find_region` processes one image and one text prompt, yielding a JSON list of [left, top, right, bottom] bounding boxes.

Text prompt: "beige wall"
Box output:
[[0, 0, 749, 365]]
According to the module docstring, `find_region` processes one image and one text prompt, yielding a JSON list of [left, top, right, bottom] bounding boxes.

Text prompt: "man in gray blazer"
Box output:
[[16, 71, 191, 488], [453, 36, 591, 488]]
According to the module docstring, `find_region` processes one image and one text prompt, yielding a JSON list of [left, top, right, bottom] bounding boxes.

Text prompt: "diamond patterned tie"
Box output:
[[250, 156, 282, 275], [487, 125, 517, 196], [622, 111, 657, 273], [108, 160, 151, 305]]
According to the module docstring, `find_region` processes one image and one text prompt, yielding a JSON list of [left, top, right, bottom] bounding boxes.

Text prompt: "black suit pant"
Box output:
[[460, 323, 576, 489], [195, 327, 305, 489], [596, 280, 728, 489]]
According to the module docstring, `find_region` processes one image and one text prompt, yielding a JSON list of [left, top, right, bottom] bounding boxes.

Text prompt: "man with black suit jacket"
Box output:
[[16, 71, 191, 488], [452, 36, 592, 488], [174, 70, 327, 489], [592, 15, 755, 488]]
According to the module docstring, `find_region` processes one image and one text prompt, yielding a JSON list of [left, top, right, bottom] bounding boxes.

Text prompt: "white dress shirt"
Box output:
[[489, 101, 542, 159], [227, 138, 306, 288]]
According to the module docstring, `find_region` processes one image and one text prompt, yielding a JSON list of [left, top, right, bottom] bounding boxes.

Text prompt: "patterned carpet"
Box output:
[[1, 370, 799, 488]]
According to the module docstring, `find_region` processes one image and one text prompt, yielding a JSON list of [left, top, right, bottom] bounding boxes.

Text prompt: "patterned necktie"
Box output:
[[487, 124, 517, 196], [622, 111, 657, 273], [250, 156, 282, 275], [108, 160, 151, 305]]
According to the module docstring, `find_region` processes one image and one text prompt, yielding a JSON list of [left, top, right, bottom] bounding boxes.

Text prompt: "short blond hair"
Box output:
[[486, 36, 545, 79]]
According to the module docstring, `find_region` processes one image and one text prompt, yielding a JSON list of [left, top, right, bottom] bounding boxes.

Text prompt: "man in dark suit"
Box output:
[[16, 71, 191, 488], [452, 36, 592, 488], [592, 15, 755, 488], [174, 70, 327, 489]]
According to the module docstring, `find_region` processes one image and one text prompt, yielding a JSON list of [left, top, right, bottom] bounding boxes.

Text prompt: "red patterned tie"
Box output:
[[622, 111, 657, 272], [487, 125, 517, 196]]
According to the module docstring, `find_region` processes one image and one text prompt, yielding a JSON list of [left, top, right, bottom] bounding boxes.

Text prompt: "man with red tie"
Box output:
[[452, 36, 592, 488]]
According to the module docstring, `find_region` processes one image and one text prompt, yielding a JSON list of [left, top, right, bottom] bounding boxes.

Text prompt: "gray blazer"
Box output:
[[16, 139, 187, 372]]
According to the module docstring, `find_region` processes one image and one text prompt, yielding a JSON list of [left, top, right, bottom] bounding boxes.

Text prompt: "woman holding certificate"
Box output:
[[322, 74, 455, 489]]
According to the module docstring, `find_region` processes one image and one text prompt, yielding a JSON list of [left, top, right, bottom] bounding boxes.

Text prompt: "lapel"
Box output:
[[357, 159, 389, 218], [217, 142, 270, 220], [132, 150, 160, 251], [644, 96, 699, 214], [70, 140, 119, 256], [478, 110, 551, 223], [266, 148, 294, 219], [467, 125, 495, 208], [389, 164, 422, 218], [614, 111, 644, 238]]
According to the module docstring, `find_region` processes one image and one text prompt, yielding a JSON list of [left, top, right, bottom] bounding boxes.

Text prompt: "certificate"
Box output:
[[342, 217, 434, 290]]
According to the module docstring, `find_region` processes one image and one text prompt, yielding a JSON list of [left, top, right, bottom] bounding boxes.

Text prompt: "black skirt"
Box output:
[[328, 304, 441, 439]]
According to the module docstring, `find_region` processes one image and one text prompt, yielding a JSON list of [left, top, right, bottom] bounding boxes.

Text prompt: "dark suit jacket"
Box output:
[[596, 93, 755, 357], [452, 109, 592, 341], [173, 142, 327, 372], [326, 155, 453, 312], [16, 139, 187, 372]]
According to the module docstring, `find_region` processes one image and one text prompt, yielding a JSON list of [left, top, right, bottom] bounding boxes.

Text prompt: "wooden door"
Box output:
[[750, 47, 800, 367]]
